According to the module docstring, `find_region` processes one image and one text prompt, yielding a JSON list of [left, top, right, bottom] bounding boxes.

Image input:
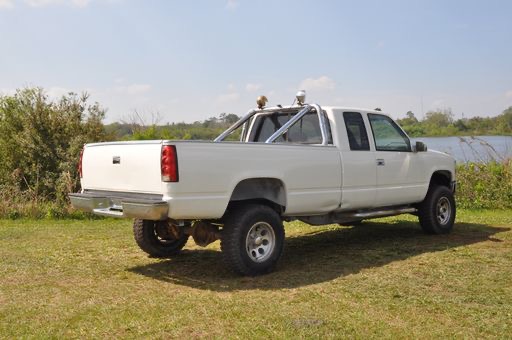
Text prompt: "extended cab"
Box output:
[[70, 93, 456, 275]]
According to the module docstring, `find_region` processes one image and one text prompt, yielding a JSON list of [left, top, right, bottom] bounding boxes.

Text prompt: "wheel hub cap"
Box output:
[[436, 197, 451, 225], [246, 222, 275, 263]]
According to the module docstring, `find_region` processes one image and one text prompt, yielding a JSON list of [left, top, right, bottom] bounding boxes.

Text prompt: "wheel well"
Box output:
[[229, 178, 286, 214], [430, 170, 451, 188]]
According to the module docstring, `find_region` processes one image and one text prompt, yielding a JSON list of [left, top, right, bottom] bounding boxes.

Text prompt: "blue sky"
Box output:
[[0, 0, 511, 123]]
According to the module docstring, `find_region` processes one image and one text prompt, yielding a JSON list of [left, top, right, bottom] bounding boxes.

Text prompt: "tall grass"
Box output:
[[454, 137, 512, 209], [0, 177, 92, 219], [456, 160, 512, 209]]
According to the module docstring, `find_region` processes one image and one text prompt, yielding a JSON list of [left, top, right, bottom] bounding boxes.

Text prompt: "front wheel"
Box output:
[[133, 219, 189, 257], [221, 204, 285, 276], [418, 185, 456, 234]]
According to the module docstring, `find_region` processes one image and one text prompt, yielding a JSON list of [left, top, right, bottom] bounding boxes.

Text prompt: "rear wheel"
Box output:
[[133, 219, 189, 257], [418, 185, 456, 234], [221, 204, 285, 276]]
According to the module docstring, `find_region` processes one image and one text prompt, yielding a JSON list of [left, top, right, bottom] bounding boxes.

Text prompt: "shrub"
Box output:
[[456, 160, 512, 209], [0, 87, 109, 217]]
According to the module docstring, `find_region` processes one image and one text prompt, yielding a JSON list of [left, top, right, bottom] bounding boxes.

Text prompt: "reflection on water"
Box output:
[[411, 136, 512, 163]]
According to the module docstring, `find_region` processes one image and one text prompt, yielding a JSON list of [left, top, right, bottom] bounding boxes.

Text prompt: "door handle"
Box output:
[[376, 159, 385, 166]]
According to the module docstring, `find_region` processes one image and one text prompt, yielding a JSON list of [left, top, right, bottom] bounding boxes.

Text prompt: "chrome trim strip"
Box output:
[[351, 207, 416, 219], [82, 190, 163, 201]]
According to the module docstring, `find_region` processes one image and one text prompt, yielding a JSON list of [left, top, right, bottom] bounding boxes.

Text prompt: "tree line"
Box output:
[[396, 108, 511, 137], [106, 112, 240, 141], [0, 87, 510, 217], [108, 107, 511, 141]]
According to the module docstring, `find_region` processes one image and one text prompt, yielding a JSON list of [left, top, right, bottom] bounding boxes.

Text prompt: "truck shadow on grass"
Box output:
[[128, 221, 509, 291]]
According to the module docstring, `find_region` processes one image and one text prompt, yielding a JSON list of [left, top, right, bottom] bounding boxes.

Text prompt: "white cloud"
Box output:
[[225, 0, 238, 10], [245, 83, 262, 92], [24, 0, 91, 7], [377, 40, 385, 48], [1, 86, 89, 99], [0, 0, 116, 8], [46, 86, 73, 98], [216, 92, 240, 104], [216, 83, 240, 104], [505, 90, 512, 98], [114, 83, 151, 95], [0, 0, 14, 9], [430, 98, 447, 109], [299, 76, 336, 91], [71, 0, 89, 7]]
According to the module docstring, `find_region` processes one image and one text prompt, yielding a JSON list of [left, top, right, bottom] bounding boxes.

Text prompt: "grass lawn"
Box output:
[[1, 210, 511, 338]]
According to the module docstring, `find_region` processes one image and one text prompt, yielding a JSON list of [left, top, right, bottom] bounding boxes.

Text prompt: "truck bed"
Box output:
[[79, 140, 343, 219]]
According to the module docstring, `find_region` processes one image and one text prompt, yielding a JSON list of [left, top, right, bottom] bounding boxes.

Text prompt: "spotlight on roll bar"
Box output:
[[296, 90, 306, 106], [256, 95, 268, 109]]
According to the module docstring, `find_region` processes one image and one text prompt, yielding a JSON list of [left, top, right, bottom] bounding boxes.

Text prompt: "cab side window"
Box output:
[[343, 112, 370, 150], [368, 114, 411, 152]]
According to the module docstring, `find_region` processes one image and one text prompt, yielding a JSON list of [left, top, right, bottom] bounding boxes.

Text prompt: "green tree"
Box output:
[[0, 87, 108, 204], [424, 109, 454, 127], [497, 107, 512, 134]]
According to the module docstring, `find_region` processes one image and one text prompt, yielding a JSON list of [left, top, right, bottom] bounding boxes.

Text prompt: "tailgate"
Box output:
[[81, 141, 164, 194]]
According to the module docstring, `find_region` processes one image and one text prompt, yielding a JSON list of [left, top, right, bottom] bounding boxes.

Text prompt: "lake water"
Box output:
[[411, 136, 512, 163]]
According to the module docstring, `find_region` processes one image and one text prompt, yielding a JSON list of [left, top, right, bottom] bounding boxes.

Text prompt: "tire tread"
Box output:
[[418, 185, 455, 235], [133, 219, 188, 257], [220, 204, 284, 276]]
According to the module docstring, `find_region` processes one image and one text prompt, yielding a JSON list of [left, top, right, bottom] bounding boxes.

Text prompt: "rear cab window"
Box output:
[[249, 110, 333, 145]]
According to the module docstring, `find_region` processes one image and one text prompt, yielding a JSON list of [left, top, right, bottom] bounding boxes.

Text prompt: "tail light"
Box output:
[[161, 145, 179, 182], [78, 148, 84, 178]]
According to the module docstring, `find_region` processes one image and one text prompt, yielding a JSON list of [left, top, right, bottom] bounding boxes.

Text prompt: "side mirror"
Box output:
[[415, 141, 427, 152]]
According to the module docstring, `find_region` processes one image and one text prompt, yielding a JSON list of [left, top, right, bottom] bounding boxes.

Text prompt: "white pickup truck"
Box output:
[[70, 92, 456, 275]]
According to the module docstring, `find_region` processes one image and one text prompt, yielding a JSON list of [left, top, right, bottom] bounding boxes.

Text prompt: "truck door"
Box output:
[[367, 113, 425, 206], [338, 111, 377, 210]]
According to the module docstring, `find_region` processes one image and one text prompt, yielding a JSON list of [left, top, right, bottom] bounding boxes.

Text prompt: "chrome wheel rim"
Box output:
[[245, 222, 275, 263], [436, 197, 451, 225]]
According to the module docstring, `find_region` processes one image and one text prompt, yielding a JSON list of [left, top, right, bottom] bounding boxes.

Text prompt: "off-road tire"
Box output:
[[418, 185, 456, 234], [133, 219, 189, 257], [221, 204, 285, 276]]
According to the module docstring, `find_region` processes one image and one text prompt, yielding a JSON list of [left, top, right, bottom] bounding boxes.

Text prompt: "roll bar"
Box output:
[[213, 108, 259, 143], [214, 103, 329, 146]]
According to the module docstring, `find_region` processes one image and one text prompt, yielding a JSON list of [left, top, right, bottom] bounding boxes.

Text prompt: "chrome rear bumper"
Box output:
[[69, 191, 168, 220]]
